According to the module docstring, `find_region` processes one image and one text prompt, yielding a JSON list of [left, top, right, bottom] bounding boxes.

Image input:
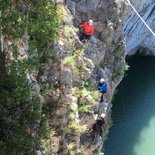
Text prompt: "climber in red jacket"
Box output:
[[79, 19, 94, 41]]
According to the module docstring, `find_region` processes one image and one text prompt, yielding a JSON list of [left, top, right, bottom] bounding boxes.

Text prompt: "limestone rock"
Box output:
[[94, 22, 104, 33], [124, 0, 155, 55], [76, 0, 101, 13], [66, 0, 76, 15], [83, 57, 95, 70]]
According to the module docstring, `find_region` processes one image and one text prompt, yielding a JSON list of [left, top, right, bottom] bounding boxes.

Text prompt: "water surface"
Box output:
[[104, 55, 155, 155]]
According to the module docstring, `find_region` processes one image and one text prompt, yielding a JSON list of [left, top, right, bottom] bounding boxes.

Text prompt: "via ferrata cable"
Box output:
[[125, 0, 155, 37]]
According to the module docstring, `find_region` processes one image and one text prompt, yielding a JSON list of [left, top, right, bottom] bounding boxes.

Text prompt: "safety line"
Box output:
[[126, 0, 155, 37], [0, 11, 3, 52]]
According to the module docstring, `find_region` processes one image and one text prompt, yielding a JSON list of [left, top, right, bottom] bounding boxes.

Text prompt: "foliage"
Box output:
[[40, 83, 53, 96], [72, 86, 98, 105], [68, 142, 76, 155], [107, 20, 114, 30], [84, 79, 100, 100], [68, 142, 75, 150], [1, 0, 59, 57], [74, 49, 84, 57], [78, 104, 92, 113], [0, 0, 59, 154], [62, 56, 76, 66], [91, 91, 99, 101], [77, 146, 86, 154], [0, 94, 42, 155], [27, 0, 59, 57], [67, 104, 87, 133], [124, 63, 130, 71], [68, 121, 87, 133], [113, 63, 130, 79], [113, 67, 124, 77], [113, 47, 123, 58]]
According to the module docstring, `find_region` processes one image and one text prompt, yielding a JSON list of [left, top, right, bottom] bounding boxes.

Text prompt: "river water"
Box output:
[[104, 55, 155, 155]]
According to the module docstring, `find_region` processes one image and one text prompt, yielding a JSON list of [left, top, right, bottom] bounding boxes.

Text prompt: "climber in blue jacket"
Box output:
[[97, 78, 108, 93], [97, 78, 108, 102]]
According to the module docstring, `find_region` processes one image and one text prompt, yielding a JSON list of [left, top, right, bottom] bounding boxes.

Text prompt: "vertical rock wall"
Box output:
[[124, 0, 155, 55], [42, 0, 126, 154]]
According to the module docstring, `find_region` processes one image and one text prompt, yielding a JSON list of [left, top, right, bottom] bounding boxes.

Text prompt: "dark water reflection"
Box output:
[[104, 55, 155, 155]]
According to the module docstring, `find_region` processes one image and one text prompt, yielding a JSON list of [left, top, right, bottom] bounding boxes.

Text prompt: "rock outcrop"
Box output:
[[124, 0, 155, 55]]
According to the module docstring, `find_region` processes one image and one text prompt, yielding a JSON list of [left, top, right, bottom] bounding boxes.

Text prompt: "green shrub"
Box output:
[[0, 0, 59, 154], [62, 56, 76, 66]]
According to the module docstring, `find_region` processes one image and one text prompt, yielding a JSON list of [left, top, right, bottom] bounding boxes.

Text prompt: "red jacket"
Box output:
[[80, 22, 94, 35]]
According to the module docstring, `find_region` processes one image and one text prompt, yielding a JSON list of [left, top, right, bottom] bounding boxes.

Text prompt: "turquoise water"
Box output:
[[104, 55, 155, 155]]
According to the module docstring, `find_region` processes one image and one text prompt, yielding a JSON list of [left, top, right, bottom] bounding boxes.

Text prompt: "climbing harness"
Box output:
[[125, 0, 155, 37]]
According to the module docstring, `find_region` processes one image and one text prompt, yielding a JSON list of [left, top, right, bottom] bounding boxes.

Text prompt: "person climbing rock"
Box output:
[[97, 78, 108, 102], [97, 78, 108, 93], [79, 19, 94, 42], [93, 115, 105, 139]]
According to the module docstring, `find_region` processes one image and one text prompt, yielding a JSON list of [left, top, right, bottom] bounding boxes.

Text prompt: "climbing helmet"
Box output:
[[88, 19, 93, 25]]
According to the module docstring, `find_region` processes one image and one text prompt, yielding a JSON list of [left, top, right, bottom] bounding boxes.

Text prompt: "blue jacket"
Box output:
[[97, 83, 108, 93]]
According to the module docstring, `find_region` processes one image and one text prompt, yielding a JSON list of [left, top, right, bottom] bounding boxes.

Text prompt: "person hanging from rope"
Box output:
[[79, 19, 94, 43], [97, 78, 108, 102]]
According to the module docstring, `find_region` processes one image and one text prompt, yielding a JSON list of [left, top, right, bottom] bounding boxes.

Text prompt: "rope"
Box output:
[[0, 11, 3, 53], [125, 0, 155, 37]]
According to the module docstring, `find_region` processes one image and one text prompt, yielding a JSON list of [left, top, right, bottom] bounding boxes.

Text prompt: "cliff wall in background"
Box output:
[[124, 0, 155, 55]]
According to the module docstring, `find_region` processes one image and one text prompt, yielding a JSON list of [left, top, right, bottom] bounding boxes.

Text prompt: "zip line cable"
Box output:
[[125, 0, 155, 37]]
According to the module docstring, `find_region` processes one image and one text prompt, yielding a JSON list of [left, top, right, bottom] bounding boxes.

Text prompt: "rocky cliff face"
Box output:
[[124, 0, 155, 55], [44, 0, 125, 154], [1, 0, 126, 155]]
